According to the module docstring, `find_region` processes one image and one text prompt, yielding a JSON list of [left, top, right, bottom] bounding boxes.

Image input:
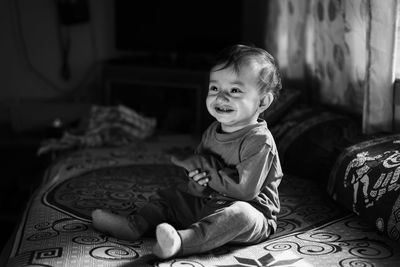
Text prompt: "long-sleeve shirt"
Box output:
[[173, 119, 283, 230]]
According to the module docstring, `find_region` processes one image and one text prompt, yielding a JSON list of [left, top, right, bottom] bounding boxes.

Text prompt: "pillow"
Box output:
[[261, 88, 302, 127], [271, 106, 361, 185], [327, 134, 400, 242]]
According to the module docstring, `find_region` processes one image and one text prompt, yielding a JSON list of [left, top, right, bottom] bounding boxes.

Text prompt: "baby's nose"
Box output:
[[216, 91, 229, 102]]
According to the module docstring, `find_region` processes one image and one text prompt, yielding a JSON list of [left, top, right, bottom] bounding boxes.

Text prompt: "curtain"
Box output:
[[266, 0, 399, 134]]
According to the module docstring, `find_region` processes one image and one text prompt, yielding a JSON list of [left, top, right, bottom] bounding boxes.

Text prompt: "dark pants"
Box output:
[[131, 188, 271, 255]]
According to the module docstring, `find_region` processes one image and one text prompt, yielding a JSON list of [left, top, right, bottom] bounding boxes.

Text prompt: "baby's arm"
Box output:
[[171, 155, 209, 186], [208, 147, 273, 200], [171, 155, 216, 196], [193, 142, 278, 201], [171, 142, 276, 201], [171, 153, 243, 198]]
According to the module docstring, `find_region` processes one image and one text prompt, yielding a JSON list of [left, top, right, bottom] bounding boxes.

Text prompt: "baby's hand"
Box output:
[[170, 155, 209, 186], [188, 169, 209, 186]]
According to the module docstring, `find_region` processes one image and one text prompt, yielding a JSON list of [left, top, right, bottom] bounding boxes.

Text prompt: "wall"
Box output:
[[242, 0, 269, 48], [1, 0, 117, 99], [0, 0, 116, 131], [0, 0, 269, 132]]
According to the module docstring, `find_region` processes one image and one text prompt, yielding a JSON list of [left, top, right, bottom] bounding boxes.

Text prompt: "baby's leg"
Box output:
[[91, 209, 147, 241], [177, 201, 270, 255], [152, 223, 182, 259]]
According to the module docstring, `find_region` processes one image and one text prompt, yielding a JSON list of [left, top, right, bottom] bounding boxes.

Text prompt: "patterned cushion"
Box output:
[[327, 134, 400, 242], [271, 106, 361, 184], [261, 88, 302, 126]]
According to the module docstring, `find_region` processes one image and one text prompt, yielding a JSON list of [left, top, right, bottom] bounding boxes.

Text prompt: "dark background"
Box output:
[[0, 0, 269, 253]]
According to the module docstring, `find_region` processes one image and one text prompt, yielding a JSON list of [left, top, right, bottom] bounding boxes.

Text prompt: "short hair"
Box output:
[[211, 44, 282, 100]]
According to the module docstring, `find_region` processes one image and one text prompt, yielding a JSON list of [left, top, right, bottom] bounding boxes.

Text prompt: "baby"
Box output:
[[92, 44, 283, 259]]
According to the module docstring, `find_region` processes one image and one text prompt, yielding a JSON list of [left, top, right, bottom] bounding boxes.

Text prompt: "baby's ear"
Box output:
[[259, 92, 274, 113]]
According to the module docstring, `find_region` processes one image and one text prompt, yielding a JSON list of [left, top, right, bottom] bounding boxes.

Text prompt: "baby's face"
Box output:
[[207, 62, 263, 133]]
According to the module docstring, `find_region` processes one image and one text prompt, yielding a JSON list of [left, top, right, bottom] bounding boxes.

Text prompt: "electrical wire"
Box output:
[[11, 0, 100, 98]]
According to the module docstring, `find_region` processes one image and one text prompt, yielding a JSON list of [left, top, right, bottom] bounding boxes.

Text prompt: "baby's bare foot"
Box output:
[[153, 223, 181, 259], [91, 209, 141, 240]]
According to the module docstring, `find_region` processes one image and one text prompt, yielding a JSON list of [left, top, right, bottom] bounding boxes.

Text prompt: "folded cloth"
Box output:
[[37, 105, 156, 155]]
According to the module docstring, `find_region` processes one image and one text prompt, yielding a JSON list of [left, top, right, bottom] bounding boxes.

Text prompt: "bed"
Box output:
[[1, 131, 400, 267], [2, 95, 400, 266]]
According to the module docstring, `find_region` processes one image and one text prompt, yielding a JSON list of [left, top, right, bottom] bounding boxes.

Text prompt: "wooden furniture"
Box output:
[[102, 62, 211, 134]]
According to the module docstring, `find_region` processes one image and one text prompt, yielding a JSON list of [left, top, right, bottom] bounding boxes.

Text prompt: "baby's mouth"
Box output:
[[215, 106, 234, 113]]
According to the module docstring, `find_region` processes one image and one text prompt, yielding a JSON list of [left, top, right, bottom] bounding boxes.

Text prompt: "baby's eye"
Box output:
[[231, 88, 242, 94], [209, 86, 218, 92]]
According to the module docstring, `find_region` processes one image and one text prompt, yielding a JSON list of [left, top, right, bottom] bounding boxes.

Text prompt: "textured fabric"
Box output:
[[365, 0, 399, 133], [328, 134, 400, 242], [38, 105, 157, 155], [271, 106, 362, 185], [260, 88, 302, 127], [178, 201, 270, 255], [4, 139, 400, 266], [192, 119, 283, 228], [266, 0, 399, 133], [135, 190, 271, 256]]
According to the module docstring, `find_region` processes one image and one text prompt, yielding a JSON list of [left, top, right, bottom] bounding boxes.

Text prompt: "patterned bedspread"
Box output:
[[4, 135, 400, 267]]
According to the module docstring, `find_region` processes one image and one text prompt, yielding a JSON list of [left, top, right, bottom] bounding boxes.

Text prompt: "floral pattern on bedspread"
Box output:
[[6, 137, 400, 266]]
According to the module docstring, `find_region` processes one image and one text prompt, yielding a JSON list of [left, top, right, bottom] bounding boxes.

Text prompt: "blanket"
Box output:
[[5, 135, 400, 267]]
